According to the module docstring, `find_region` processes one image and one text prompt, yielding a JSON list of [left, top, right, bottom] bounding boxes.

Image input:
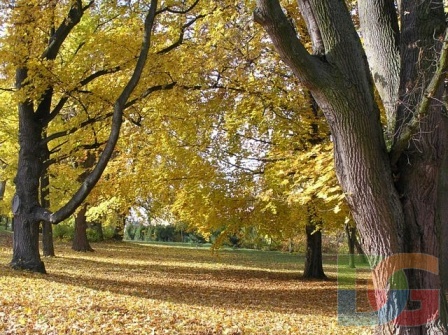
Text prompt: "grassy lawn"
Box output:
[[0, 231, 374, 334]]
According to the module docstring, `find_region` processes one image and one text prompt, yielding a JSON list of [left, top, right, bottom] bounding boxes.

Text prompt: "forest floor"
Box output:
[[0, 230, 374, 334]]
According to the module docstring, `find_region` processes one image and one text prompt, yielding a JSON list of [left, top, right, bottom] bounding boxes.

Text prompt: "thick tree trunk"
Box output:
[[11, 69, 46, 273], [254, 0, 448, 333], [10, 214, 46, 273], [439, 150, 448, 294], [9, 0, 158, 273], [72, 205, 94, 252], [303, 223, 326, 279]]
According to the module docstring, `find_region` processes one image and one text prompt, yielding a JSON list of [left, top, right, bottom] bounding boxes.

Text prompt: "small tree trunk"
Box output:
[[72, 205, 94, 252], [10, 215, 46, 273], [113, 226, 123, 240], [352, 230, 368, 264], [112, 215, 125, 240], [345, 224, 356, 268], [303, 223, 327, 279], [0, 180, 6, 201]]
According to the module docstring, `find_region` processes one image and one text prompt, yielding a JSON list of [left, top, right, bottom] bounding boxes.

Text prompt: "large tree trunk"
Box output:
[[10, 214, 46, 273], [303, 222, 326, 279], [10, 80, 46, 273], [254, 0, 447, 333], [9, 0, 158, 273], [72, 205, 94, 252], [439, 151, 448, 294]]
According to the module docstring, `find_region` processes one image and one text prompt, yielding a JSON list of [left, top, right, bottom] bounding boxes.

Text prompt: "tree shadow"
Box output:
[[1, 242, 340, 317]]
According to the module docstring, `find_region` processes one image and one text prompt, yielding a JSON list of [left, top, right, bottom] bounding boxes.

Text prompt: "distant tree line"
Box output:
[[124, 223, 207, 244]]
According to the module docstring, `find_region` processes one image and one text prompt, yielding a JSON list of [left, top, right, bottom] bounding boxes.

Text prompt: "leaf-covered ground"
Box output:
[[0, 231, 374, 334]]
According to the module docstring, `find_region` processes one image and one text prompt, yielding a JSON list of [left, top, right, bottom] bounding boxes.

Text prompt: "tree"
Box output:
[[127, 2, 347, 280], [3, 0, 160, 273], [72, 204, 94, 252], [254, 0, 447, 334]]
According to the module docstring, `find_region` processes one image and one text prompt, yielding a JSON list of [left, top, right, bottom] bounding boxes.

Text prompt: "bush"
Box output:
[[53, 222, 75, 241], [124, 224, 135, 240], [86, 228, 102, 242]]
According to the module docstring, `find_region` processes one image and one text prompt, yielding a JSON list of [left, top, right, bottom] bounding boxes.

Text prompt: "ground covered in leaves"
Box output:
[[0, 231, 374, 334]]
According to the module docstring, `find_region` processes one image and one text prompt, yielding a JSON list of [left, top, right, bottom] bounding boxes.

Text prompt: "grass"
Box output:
[[0, 230, 375, 334]]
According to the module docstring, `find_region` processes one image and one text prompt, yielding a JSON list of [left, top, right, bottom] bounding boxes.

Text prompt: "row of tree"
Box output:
[[0, 0, 348, 271], [0, 1, 447, 333]]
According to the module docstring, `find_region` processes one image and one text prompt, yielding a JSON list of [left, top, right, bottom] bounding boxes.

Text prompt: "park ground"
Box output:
[[0, 230, 374, 334]]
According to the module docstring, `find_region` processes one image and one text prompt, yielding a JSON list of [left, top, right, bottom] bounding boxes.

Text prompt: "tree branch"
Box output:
[[36, 1, 96, 122], [41, 0, 94, 60], [157, 15, 205, 55], [358, 0, 400, 138], [125, 81, 177, 108], [389, 27, 448, 165], [156, 0, 200, 15], [253, 0, 330, 90], [297, 0, 324, 56], [46, 0, 159, 224], [42, 112, 113, 145], [43, 66, 121, 125]]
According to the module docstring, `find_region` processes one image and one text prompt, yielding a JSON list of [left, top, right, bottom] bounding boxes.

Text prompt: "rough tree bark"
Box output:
[[254, 0, 447, 333], [10, 0, 159, 273], [40, 150, 55, 257]]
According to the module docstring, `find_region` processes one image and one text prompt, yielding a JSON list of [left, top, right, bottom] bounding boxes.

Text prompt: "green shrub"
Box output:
[[86, 228, 101, 242], [53, 222, 75, 241]]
